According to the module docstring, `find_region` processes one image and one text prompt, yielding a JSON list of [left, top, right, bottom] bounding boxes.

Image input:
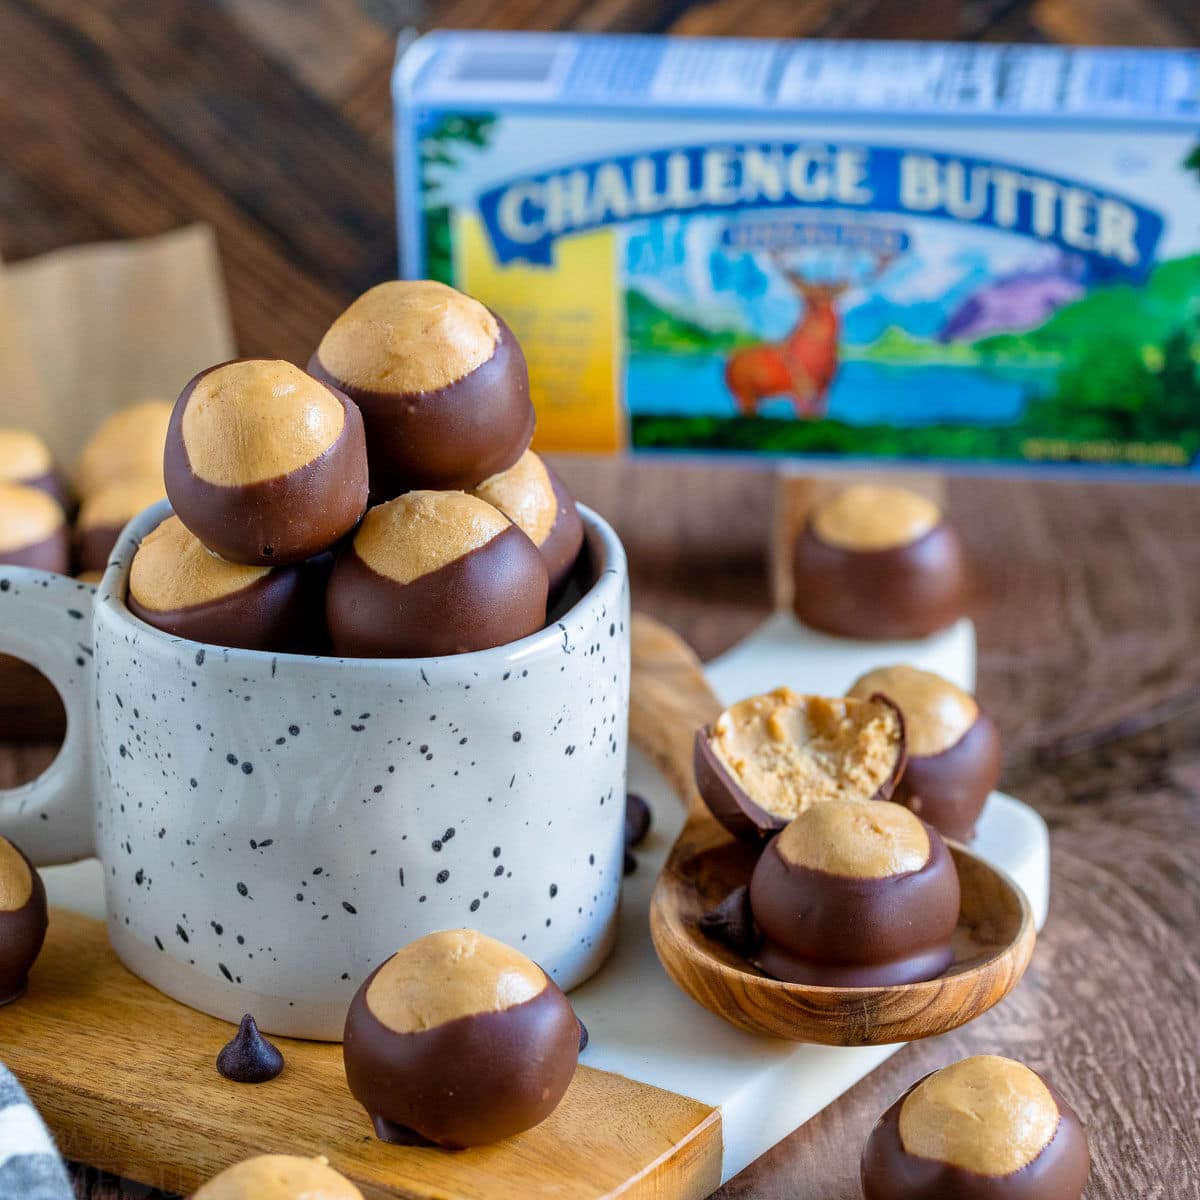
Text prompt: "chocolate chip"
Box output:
[[624, 792, 651, 847], [577, 1017, 589, 1054], [699, 885, 759, 958], [623, 849, 637, 876], [216, 1014, 284, 1084]]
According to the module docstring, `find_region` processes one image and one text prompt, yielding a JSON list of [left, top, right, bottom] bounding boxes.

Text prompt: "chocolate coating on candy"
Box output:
[[164, 359, 369, 566], [794, 486, 969, 641], [75, 400, 171, 499], [695, 687, 906, 841], [0, 484, 70, 573], [749, 801, 960, 986], [326, 491, 549, 658], [850, 665, 1002, 841], [862, 1057, 1089, 1199], [309, 281, 535, 496], [127, 516, 317, 653], [0, 837, 49, 1005], [473, 451, 583, 597], [75, 476, 166, 574], [192, 1154, 363, 1200], [216, 1013, 284, 1084], [0, 428, 67, 508], [343, 929, 579, 1148]]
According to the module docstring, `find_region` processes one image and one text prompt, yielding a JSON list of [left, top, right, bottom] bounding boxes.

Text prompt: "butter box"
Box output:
[[394, 32, 1200, 474]]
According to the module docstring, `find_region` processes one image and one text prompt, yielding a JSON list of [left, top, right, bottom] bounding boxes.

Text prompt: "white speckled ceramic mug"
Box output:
[[0, 500, 630, 1039]]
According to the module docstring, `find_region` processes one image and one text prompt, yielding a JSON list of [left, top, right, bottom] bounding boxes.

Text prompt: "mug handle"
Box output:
[[0, 567, 95, 864]]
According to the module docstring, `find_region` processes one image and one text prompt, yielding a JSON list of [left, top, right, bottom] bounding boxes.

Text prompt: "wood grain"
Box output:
[[1, 908, 722, 1200]]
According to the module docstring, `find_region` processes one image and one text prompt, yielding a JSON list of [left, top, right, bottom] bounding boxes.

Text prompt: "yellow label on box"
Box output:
[[457, 211, 625, 454]]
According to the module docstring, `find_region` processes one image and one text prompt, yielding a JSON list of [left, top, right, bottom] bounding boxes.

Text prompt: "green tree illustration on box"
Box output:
[[420, 113, 496, 284]]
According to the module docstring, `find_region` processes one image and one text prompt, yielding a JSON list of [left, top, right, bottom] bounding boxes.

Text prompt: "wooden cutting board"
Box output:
[[0, 908, 722, 1200]]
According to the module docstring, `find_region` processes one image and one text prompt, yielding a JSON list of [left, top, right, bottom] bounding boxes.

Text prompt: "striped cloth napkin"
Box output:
[[0, 1064, 71, 1200]]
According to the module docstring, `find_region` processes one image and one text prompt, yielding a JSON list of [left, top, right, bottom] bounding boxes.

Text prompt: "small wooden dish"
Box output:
[[630, 613, 1036, 1046]]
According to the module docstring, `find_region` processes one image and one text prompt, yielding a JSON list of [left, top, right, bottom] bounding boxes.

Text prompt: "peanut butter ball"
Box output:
[[793, 485, 969, 640], [127, 516, 318, 653], [473, 450, 583, 598], [75, 400, 171, 499], [309, 281, 534, 498], [694, 686, 907, 841], [862, 1056, 1089, 1199], [164, 360, 369, 566], [0, 836, 49, 1005], [750, 800, 960, 986], [0, 483, 70, 573], [0, 428, 68, 508], [326, 490, 548, 658], [343, 929, 580, 1148], [192, 1154, 362, 1199], [75, 476, 166, 575], [850, 665, 1001, 841]]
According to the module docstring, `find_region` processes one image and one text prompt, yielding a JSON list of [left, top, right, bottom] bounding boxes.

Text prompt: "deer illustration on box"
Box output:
[[725, 247, 899, 420]]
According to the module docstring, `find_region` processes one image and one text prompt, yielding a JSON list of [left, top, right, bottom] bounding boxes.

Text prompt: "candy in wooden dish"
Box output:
[[126, 515, 319, 653], [74, 476, 166, 575], [861, 1056, 1089, 1199], [191, 1154, 362, 1199], [747, 801, 960, 987], [0, 427, 69, 509], [326, 490, 548, 657], [0, 836, 49, 1005], [693, 686, 906, 842], [792, 484, 969, 640], [472, 449, 584, 599], [0, 483, 70, 573], [164, 359, 369, 566], [630, 613, 1036, 1044], [309, 280, 534, 498], [343, 929, 580, 1148], [74, 399, 171, 499], [849, 664, 1002, 841]]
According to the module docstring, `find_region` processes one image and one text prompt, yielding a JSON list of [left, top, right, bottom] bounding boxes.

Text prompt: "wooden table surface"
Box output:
[[1, 1, 1198, 1197]]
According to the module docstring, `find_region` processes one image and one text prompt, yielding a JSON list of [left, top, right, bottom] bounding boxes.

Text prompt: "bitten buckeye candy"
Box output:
[[862, 1056, 1089, 1200], [750, 800, 960, 987], [75, 477, 166, 575], [75, 400, 171, 499], [850, 665, 1001, 841], [165, 359, 369, 565], [0, 837, 49, 1005], [694, 687, 906, 841], [192, 1155, 362, 1200], [309, 281, 534, 497], [793, 485, 968, 641], [343, 929, 580, 1148], [127, 516, 316, 653], [0, 428, 68, 508], [0, 484, 70, 573], [473, 450, 583, 597], [326, 490, 548, 658]]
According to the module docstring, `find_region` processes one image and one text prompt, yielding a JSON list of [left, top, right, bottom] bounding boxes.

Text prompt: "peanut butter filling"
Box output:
[[317, 280, 500, 394], [811, 485, 941, 551], [77, 477, 166, 532], [129, 516, 270, 612], [473, 450, 556, 548], [75, 400, 171, 498], [354, 490, 510, 584], [193, 1154, 363, 1200], [849, 665, 978, 757], [0, 837, 33, 912], [776, 799, 930, 878], [709, 688, 903, 820], [0, 484, 64, 553], [0, 428, 52, 483], [366, 929, 546, 1034], [900, 1056, 1060, 1177], [182, 361, 345, 487]]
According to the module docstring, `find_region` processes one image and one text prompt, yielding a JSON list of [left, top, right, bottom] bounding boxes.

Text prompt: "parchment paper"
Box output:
[[0, 224, 235, 466]]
